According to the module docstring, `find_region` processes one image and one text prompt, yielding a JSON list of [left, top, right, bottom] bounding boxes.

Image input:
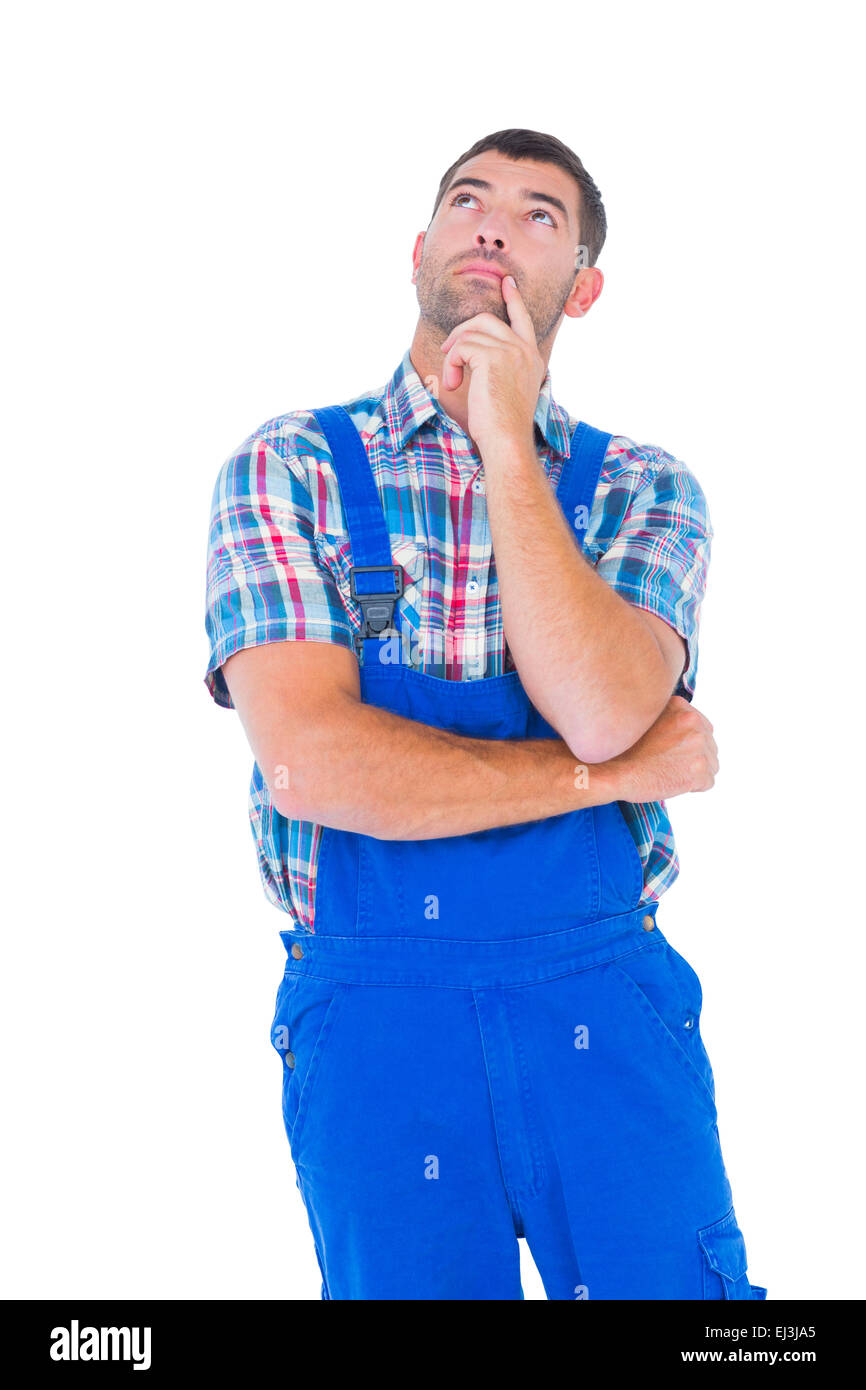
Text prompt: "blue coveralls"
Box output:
[[270, 405, 766, 1301]]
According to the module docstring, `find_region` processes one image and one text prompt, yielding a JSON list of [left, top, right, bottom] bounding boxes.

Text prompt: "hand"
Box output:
[[601, 695, 719, 804], [437, 276, 545, 453]]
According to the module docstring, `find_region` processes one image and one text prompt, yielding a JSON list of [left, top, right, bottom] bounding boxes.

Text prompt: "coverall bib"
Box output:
[[270, 404, 766, 1302]]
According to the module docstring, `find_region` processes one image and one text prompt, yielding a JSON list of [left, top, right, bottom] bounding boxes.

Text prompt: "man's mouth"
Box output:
[[457, 262, 506, 282]]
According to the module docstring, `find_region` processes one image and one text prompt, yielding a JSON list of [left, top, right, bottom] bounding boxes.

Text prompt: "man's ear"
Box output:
[[563, 266, 604, 320], [411, 232, 425, 284]]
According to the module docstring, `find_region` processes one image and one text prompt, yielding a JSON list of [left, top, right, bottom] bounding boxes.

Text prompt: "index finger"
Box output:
[[501, 275, 536, 344]]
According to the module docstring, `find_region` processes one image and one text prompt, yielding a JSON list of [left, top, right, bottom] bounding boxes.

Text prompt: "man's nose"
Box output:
[[475, 229, 506, 251]]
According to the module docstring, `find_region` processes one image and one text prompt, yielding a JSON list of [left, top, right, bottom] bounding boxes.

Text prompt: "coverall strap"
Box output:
[[312, 404, 402, 645], [556, 420, 614, 554], [311, 404, 396, 569]]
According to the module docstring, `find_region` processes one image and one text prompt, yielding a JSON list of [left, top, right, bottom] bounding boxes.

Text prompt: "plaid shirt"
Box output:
[[204, 347, 713, 927]]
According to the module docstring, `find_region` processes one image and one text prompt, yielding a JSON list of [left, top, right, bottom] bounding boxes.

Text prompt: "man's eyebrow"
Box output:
[[444, 176, 570, 225]]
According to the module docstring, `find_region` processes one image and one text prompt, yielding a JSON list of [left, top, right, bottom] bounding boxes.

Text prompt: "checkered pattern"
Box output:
[[204, 348, 713, 925]]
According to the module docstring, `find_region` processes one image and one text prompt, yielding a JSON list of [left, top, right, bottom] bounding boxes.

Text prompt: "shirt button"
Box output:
[[284, 1051, 296, 1069], [466, 578, 480, 594], [291, 942, 304, 959], [642, 914, 655, 932], [472, 478, 485, 494]]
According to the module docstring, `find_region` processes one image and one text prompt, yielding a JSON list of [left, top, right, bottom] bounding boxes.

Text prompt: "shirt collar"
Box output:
[[371, 346, 574, 458]]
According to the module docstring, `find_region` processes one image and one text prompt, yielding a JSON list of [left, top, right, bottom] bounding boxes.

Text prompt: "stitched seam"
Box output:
[[280, 937, 662, 993], [503, 987, 546, 1199], [472, 991, 524, 1229]]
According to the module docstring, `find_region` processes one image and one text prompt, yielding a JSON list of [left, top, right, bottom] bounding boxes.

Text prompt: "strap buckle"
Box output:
[[349, 564, 403, 642]]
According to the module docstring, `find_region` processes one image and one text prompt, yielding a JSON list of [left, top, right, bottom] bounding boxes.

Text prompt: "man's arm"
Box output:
[[221, 640, 717, 841], [481, 435, 683, 764], [436, 284, 709, 765]]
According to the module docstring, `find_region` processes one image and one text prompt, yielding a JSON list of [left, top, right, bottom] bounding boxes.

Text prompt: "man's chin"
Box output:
[[461, 294, 509, 324]]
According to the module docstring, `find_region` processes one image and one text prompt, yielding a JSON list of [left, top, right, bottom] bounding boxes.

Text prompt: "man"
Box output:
[[203, 128, 765, 1301]]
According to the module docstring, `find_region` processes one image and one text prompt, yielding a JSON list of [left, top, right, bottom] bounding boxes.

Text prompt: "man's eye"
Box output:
[[450, 193, 557, 228]]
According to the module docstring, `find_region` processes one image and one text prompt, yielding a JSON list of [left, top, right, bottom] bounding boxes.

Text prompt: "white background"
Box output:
[[3, 0, 863, 1300]]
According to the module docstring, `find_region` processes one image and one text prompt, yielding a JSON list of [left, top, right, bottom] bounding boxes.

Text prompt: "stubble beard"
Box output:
[[415, 252, 574, 345]]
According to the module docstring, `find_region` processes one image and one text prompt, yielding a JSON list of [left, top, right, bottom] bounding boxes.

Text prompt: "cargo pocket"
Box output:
[[698, 1207, 767, 1300]]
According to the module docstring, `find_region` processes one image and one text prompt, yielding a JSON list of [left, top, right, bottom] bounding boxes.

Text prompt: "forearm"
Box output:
[[273, 692, 617, 839], [481, 436, 673, 761]]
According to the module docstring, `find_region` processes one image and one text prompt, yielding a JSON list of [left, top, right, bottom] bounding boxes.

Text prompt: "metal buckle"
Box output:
[[349, 564, 403, 641]]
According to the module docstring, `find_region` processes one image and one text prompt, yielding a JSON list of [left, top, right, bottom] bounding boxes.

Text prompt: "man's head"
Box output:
[[412, 129, 607, 349]]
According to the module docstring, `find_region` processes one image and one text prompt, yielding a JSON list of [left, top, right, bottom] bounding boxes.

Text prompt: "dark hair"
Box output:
[[429, 128, 607, 267]]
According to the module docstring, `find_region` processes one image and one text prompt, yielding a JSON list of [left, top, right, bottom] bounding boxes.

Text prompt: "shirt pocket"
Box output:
[[391, 538, 427, 636]]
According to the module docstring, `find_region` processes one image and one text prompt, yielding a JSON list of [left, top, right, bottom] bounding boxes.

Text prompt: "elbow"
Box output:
[[272, 785, 311, 823], [555, 700, 666, 765], [533, 672, 673, 766], [527, 689, 643, 764], [271, 783, 305, 823], [272, 769, 393, 838], [267, 745, 322, 824], [267, 701, 396, 833], [267, 730, 341, 826], [269, 750, 314, 823], [562, 725, 638, 765], [557, 721, 631, 765]]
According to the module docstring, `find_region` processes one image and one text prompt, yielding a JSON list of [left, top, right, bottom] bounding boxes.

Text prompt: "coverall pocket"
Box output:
[[698, 1207, 767, 1300], [609, 939, 717, 1118], [275, 974, 348, 1158]]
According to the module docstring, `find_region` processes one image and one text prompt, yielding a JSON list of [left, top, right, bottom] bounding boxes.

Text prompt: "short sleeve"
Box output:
[[590, 439, 713, 700], [203, 433, 354, 710]]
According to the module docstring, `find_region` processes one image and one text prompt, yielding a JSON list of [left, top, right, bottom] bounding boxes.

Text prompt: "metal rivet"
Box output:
[[642, 914, 655, 932], [284, 1051, 296, 1069], [291, 942, 303, 959]]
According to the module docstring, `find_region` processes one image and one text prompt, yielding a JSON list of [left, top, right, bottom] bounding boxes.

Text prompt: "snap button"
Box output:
[[291, 942, 304, 959], [642, 914, 655, 932], [684, 1015, 696, 1031], [284, 1051, 296, 1069]]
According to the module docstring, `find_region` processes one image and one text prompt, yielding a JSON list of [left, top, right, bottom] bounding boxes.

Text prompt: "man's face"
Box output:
[[413, 152, 584, 344]]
